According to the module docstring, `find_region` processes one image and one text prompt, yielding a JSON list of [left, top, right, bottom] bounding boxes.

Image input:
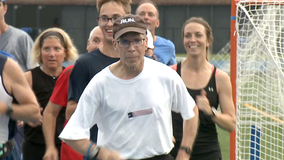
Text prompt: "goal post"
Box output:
[[230, 1, 237, 160], [231, 0, 284, 160]]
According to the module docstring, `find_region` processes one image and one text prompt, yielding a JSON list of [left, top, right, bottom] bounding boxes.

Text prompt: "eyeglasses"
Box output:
[[97, 15, 120, 26], [117, 39, 145, 48]]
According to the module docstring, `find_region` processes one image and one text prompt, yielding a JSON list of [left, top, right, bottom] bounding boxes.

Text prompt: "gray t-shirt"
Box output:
[[0, 25, 34, 71]]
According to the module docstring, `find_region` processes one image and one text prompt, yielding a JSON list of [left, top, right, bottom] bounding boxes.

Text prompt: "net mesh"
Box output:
[[235, 1, 284, 159]]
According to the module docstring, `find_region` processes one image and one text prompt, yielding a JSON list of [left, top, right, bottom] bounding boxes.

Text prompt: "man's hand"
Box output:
[[26, 119, 42, 127], [43, 147, 59, 160], [26, 107, 43, 127], [17, 121, 24, 127]]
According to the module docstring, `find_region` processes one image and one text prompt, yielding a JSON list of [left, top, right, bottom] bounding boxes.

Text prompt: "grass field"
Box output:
[[218, 126, 230, 159]]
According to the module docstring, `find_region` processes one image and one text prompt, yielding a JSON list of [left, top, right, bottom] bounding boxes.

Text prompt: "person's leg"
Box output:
[[0, 152, 13, 160], [13, 127, 24, 159], [10, 140, 21, 160]]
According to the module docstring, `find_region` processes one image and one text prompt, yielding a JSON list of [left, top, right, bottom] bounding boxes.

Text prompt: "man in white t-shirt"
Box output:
[[59, 14, 199, 160]]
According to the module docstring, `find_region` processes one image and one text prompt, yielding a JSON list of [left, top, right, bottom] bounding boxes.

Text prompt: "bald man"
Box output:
[[86, 26, 103, 53]]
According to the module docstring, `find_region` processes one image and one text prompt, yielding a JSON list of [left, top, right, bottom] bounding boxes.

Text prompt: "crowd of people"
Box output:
[[0, 0, 236, 160]]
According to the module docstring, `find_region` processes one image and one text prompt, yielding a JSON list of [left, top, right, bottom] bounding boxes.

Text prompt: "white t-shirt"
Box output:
[[59, 58, 195, 159]]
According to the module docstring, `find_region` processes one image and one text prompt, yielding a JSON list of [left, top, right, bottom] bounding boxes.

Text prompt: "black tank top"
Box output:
[[24, 66, 65, 144], [171, 62, 221, 159]]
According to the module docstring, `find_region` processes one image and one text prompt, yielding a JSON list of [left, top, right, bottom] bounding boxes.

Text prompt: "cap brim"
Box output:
[[114, 27, 146, 40]]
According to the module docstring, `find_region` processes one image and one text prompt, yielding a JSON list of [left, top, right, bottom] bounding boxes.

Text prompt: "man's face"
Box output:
[[113, 32, 147, 69], [136, 3, 159, 33], [0, 2, 7, 21], [87, 27, 104, 52], [98, 2, 126, 45]]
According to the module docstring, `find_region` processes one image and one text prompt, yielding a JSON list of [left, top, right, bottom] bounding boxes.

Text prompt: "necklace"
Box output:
[[39, 66, 60, 79]]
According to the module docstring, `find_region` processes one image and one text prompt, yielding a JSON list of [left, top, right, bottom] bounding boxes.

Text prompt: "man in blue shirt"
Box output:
[[136, 0, 176, 66]]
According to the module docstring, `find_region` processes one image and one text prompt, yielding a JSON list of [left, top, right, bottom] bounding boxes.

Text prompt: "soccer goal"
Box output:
[[231, 0, 284, 160]]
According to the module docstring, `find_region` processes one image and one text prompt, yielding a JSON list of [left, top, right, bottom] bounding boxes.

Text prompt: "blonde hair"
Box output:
[[96, 0, 132, 15], [32, 27, 79, 65]]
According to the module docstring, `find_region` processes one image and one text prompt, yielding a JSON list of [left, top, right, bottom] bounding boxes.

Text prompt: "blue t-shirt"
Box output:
[[153, 36, 176, 66]]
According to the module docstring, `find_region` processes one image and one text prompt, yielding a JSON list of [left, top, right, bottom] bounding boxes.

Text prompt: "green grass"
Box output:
[[176, 53, 186, 57], [218, 126, 230, 160], [176, 53, 231, 61]]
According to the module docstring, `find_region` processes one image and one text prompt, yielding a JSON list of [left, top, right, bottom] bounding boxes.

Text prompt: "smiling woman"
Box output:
[[22, 27, 79, 160], [170, 17, 236, 160]]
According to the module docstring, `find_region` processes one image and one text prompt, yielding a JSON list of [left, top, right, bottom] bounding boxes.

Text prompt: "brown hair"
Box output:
[[136, 0, 159, 18], [96, 0, 132, 15], [182, 17, 213, 60]]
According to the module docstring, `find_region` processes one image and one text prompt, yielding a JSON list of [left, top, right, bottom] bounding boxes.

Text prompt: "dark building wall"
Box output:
[[4, 4, 231, 54], [6, 0, 232, 5]]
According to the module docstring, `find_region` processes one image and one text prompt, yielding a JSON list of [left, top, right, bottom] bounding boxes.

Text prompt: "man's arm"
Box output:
[[66, 100, 78, 120], [64, 139, 123, 160], [62, 87, 123, 160], [1, 58, 41, 122], [176, 106, 199, 160], [42, 101, 62, 160]]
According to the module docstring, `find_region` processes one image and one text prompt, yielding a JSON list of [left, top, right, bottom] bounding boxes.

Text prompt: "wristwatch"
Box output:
[[179, 146, 192, 155], [89, 145, 100, 159], [6, 104, 13, 116], [210, 107, 217, 117]]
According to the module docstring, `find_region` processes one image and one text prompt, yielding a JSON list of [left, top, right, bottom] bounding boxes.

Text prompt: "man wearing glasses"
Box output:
[[65, 0, 132, 146], [60, 14, 199, 160]]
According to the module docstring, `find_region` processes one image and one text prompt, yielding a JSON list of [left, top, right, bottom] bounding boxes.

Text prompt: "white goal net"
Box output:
[[235, 0, 284, 160]]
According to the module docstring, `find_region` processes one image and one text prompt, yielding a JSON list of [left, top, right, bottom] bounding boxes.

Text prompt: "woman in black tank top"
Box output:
[[22, 27, 79, 160], [170, 17, 236, 160]]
